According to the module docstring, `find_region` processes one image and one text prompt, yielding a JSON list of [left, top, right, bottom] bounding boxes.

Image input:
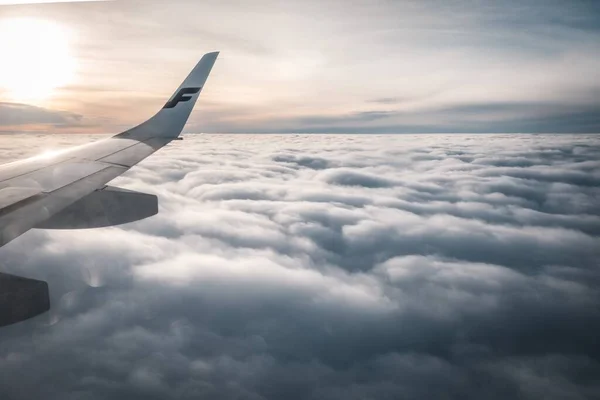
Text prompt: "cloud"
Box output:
[[192, 101, 600, 134], [0, 133, 599, 400], [0, 102, 82, 127]]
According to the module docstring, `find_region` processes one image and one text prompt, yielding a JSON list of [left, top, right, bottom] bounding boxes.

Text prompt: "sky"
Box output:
[[0, 0, 600, 133], [0, 133, 599, 399]]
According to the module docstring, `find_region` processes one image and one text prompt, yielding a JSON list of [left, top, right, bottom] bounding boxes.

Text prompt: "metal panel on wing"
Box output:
[[35, 186, 158, 229]]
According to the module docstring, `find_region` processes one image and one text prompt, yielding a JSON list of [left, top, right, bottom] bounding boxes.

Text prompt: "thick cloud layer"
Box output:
[[0, 133, 599, 400]]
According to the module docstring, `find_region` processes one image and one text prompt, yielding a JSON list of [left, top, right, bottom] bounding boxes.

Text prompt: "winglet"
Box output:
[[117, 51, 219, 140]]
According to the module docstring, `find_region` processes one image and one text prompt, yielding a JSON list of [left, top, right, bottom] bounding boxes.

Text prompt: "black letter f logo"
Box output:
[[163, 87, 201, 109]]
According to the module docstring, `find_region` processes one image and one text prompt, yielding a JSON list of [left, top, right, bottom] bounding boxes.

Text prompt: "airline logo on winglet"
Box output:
[[163, 87, 202, 109]]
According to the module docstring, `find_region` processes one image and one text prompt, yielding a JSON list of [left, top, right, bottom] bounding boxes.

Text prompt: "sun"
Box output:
[[0, 18, 76, 103]]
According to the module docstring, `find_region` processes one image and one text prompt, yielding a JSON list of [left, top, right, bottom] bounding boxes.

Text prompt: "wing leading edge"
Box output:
[[0, 51, 219, 249]]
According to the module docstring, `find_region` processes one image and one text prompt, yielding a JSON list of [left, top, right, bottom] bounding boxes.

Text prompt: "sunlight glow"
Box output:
[[0, 18, 76, 102]]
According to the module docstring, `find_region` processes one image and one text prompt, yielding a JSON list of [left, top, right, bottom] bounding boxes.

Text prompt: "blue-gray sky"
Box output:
[[0, 0, 599, 133]]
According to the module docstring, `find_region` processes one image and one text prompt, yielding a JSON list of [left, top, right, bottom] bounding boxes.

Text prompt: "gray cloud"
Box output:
[[0, 133, 599, 399], [0, 102, 82, 127], [193, 102, 600, 134]]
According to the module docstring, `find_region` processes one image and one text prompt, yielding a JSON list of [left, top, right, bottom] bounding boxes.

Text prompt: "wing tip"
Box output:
[[204, 51, 220, 58]]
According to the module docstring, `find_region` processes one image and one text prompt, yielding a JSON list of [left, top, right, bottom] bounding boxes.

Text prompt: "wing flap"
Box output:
[[3, 162, 110, 193], [0, 187, 41, 211], [36, 186, 158, 229], [97, 138, 171, 167]]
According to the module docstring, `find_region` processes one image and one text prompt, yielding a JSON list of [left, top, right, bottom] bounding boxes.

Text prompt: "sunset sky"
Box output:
[[0, 0, 599, 133]]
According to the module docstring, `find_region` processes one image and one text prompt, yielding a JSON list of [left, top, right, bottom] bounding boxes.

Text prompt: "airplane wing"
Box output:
[[0, 51, 218, 327], [0, 51, 219, 249]]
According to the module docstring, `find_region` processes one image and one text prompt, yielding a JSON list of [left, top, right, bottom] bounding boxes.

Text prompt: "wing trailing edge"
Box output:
[[35, 186, 158, 229]]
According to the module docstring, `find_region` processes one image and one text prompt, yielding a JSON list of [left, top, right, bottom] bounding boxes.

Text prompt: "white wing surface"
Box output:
[[0, 51, 219, 248]]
